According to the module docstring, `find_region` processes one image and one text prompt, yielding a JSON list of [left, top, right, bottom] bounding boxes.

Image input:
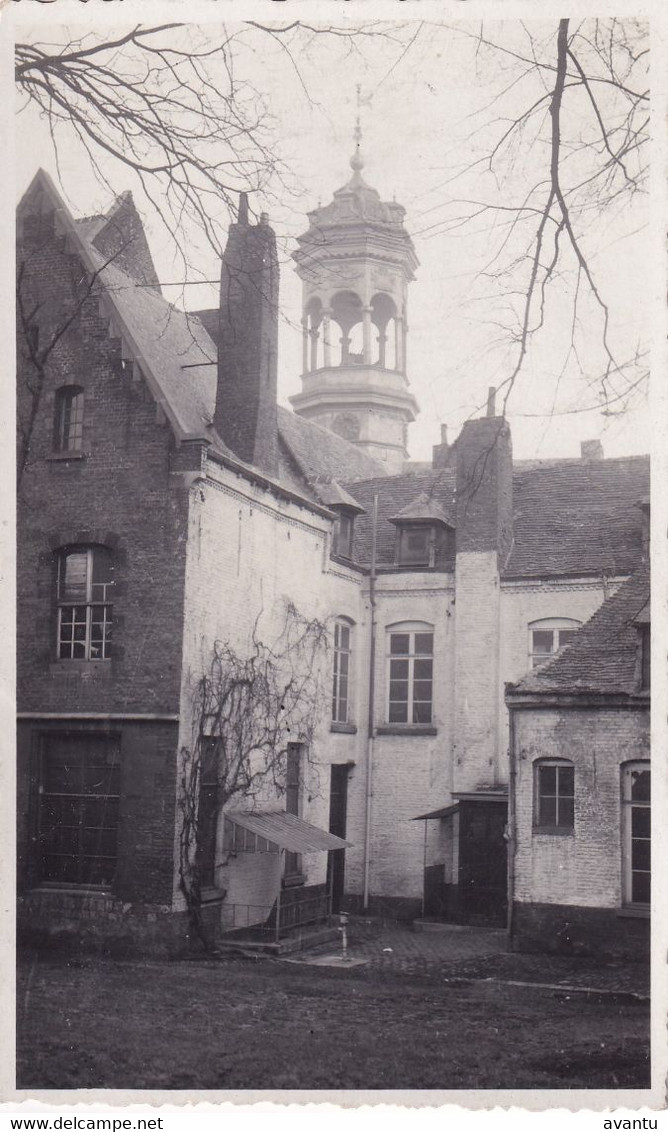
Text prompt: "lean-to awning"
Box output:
[[226, 809, 351, 854], [412, 803, 459, 821]]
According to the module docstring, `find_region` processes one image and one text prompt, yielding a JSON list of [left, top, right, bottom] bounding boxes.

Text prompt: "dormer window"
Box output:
[[312, 479, 364, 564], [333, 512, 354, 559], [397, 524, 433, 567], [389, 492, 454, 570]]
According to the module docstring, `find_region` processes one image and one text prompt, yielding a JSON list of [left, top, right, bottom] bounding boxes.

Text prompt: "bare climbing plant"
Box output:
[[178, 601, 329, 949]]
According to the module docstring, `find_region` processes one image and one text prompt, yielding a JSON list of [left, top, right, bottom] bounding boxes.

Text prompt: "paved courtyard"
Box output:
[[284, 917, 650, 997]]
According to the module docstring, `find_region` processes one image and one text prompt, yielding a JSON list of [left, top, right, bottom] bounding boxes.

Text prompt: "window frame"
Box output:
[[56, 545, 114, 662], [528, 618, 581, 670], [396, 524, 434, 568], [386, 622, 434, 725], [621, 761, 650, 908], [54, 385, 85, 454], [533, 757, 575, 833], [332, 619, 352, 724], [37, 732, 121, 888], [332, 512, 354, 560]]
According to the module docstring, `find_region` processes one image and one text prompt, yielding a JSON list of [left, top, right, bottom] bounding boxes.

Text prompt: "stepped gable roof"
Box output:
[[345, 455, 648, 575], [509, 563, 649, 697], [507, 455, 649, 578]]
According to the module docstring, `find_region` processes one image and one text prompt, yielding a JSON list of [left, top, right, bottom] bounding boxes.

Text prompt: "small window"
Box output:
[[534, 759, 574, 831], [284, 742, 304, 882], [332, 513, 354, 560], [622, 762, 650, 906], [529, 619, 581, 669], [54, 386, 84, 453], [57, 546, 114, 660], [38, 733, 120, 887], [397, 525, 433, 567], [332, 620, 352, 723], [196, 739, 220, 889], [387, 623, 434, 724]]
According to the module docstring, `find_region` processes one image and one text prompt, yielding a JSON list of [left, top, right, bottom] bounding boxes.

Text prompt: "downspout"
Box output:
[[506, 695, 517, 948], [363, 494, 378, 911]]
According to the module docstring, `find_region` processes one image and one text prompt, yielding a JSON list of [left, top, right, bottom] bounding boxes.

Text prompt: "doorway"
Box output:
[[458, 799, 508, 925]]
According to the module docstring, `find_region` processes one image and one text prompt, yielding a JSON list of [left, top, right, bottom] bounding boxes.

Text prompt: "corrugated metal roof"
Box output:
[[226, 809, 351, 853]]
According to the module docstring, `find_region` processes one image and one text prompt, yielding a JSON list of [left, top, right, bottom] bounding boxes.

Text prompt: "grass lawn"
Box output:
[[17, 951, 650, 1091]]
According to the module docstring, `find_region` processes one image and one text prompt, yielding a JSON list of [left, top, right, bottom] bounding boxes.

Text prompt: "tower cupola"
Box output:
[[290, 111, 419, 473]]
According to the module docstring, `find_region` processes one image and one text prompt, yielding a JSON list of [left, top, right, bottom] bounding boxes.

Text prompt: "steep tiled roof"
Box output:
[[346, 456, 648, 576], [507, 456, 649, 578], [276, 408, 384, 484], [85, 248, 219, 440], [509, 563, 649, 696], [347, 469, 456, 566]]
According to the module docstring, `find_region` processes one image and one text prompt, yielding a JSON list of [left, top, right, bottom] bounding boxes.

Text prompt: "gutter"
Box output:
[[506, 701, 517, 949]]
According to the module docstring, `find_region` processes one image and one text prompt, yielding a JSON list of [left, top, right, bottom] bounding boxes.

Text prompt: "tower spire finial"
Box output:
[[350, 84, 365, 179]]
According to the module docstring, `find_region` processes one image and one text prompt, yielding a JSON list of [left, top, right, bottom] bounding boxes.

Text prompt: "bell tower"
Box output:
[[290, 109, 419, 473]]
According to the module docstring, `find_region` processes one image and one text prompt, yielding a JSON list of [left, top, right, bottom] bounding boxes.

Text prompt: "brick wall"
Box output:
[[17, 216, 190, 717], [511, 705, 650, 942]]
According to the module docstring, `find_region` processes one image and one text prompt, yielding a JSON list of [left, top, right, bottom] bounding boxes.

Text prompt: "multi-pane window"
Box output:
[[196, 739, 220, 889], [54, 386, 84, 453], [529, 619, 581, 669], [38, 734, 120, 887], [387, 625, 434, 724], [534, 759, 574, 830], [57, 546, 114, 660], [397, 525, 432, 567], [332, 620, 351, 723], [284, 743, 303, 881], [622, 762, 650, 906]]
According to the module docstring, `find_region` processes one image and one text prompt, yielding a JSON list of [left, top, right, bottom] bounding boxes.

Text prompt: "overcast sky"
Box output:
[[14, 16, 651, 463]]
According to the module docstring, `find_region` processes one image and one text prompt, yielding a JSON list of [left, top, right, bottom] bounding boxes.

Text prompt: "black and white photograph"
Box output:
[[7, 1, 663, 1109]]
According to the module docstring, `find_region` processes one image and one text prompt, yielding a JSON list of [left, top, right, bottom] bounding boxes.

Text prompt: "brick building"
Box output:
[[505, 564, 650, 959], [16, 162, 650, 954]]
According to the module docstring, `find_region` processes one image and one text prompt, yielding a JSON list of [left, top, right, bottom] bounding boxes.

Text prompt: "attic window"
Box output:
[[397, 524, 433, 567], [332, 512, 354, 559]]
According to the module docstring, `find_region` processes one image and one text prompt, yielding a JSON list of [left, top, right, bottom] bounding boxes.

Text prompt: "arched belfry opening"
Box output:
[[290, 120, 419, 474]]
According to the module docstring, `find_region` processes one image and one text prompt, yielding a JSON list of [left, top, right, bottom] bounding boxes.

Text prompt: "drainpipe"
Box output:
[[506, 697, 517, 948], [363, 494, 378, 911]]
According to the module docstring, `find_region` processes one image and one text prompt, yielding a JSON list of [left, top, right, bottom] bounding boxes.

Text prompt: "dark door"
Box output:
[[327, 764, 349, 912], [458, 800, 507, 925]]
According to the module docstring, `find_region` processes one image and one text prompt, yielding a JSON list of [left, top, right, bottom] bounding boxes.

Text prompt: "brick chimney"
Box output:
[[455, 415, 513, 564], [215, 194, 279, 478]]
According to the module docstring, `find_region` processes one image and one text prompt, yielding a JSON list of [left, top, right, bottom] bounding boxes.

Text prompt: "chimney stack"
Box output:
[[432, 423, 449, 469], [215, 195, 279, 477], [580, 439, 603, 462], [455, 415, 513, 563]]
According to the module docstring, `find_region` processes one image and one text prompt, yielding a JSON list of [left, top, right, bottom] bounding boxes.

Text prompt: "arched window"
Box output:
[[57, 545, 114, 660], [54, 385, 84, 453], [332, 619, 353, 724], [528, 618, 581, 669], [622, 761, 650, 906], [533, 758, 574, 831], [386, 622, 434, 724]]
